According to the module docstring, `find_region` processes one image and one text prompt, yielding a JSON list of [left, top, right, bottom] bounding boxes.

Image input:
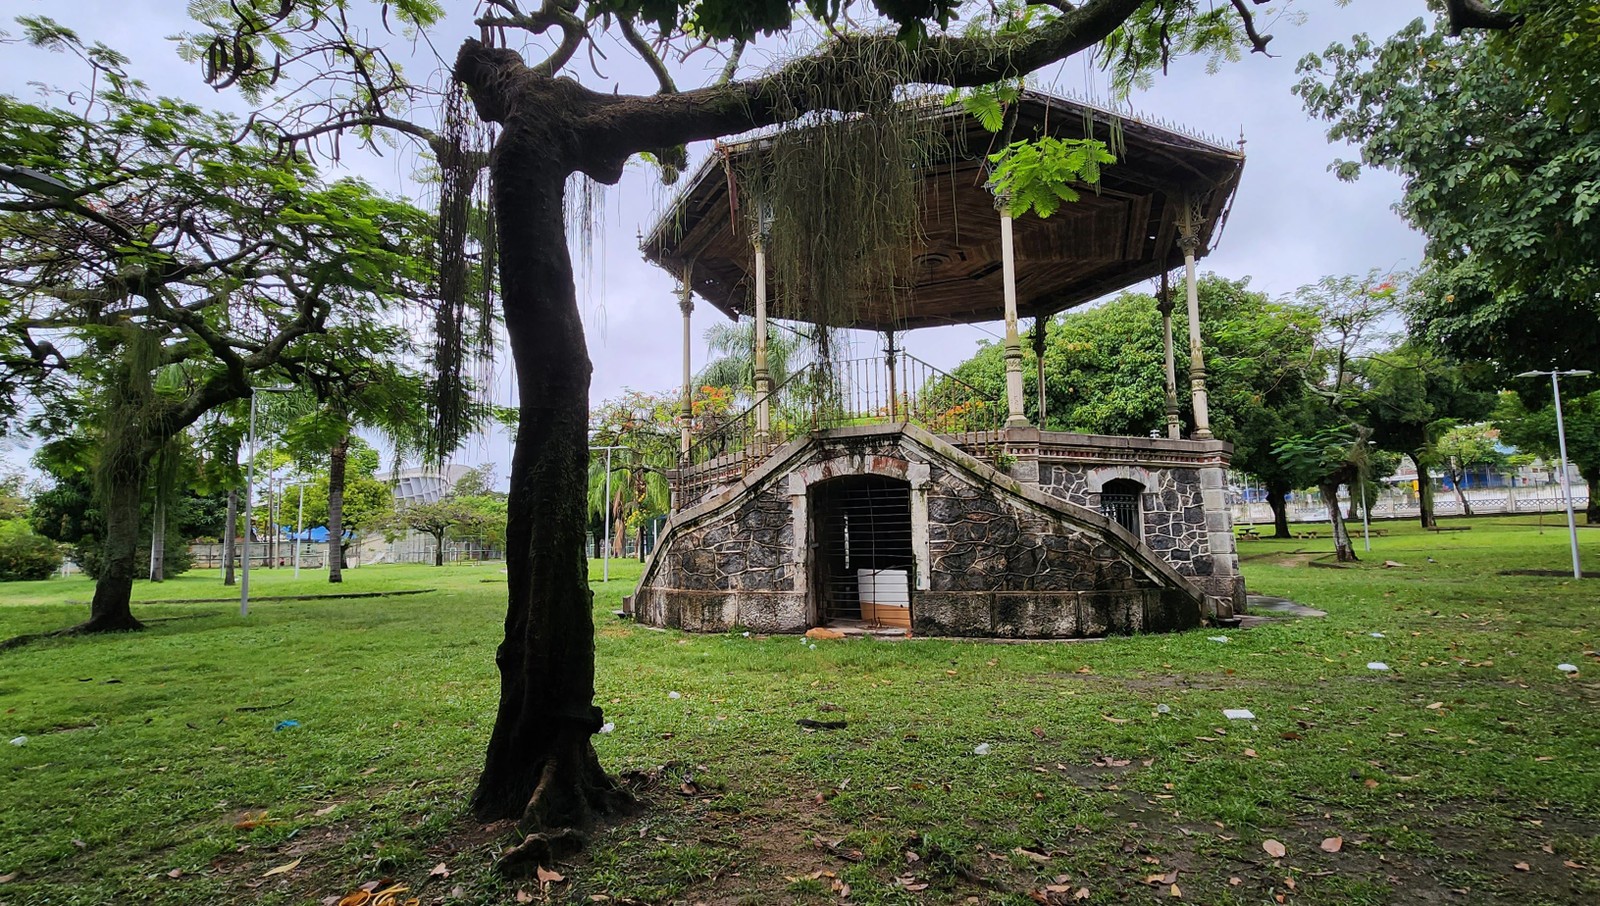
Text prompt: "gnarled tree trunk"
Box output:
[[463, 154, 631, 855], [328, 431, 348, 583], [85, 447, 149, 632]]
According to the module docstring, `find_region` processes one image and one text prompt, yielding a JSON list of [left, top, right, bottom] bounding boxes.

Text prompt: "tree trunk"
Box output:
[[1448, 461, 1474, 517], [1415, 457, 1438, 528], [1583, 465, 1599, 525], [149, 489, 166, 582], [1265, 482, 1292, 539], [434, 531, 447, 567], [223, 488, 238, 585], [1320, 480, 1357, 562], [84, 448, 149, 632], [465, 161, 631, 849], [328, 431, 349, 583]]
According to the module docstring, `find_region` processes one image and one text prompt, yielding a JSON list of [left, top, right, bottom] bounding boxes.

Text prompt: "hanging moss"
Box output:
[[730, 36, 957, 343]]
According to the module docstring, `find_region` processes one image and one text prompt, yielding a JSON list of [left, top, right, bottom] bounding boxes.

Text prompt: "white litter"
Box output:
[[1156, 704, 1171, 714], [742, 631, 751, 637], [1558, 663, 1579, 673], [1367, 662, 1390, 671], [8, 736, 24, 746], [1369, 632, 1386, 638], [809, 643, 818, 650], [1223, 709, 1254, 721], [599, 722, 615, 734], [972, 743, 991, 755], [1208, 636, 1231, 643], [668, 691, 681, 699]]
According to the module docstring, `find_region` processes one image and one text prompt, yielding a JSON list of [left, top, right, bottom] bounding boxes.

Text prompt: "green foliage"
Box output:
[[1494, 386, 1600, 520], [1296, 12, 1600, 371], [0, 519, 64, 581], [948, 275, 1322, 489], [301, 474, 393, 539], [1435, 422, 1510, 475], [987, 136, 1116, 218]]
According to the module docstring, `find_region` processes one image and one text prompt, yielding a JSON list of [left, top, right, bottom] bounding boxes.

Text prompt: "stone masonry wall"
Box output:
[[636, 429, 1207, 637]]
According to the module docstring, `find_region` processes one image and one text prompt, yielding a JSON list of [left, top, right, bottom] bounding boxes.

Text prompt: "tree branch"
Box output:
[[1441, 0, 1523, 36]]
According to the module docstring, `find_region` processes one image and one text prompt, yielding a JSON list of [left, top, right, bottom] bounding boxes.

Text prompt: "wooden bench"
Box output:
[[1427, 525, 1472, 533]]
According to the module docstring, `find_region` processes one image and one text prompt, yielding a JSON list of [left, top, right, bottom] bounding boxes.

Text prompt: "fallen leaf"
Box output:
[[537, 867, 565, 885], [1074, 888, 1090, 901], [1228, 877, 1242, 886], [1513, 862, 1530, 872], [1169, 882, 1182, 898], [1284, 877, 1296, 891], [1243, 748, 1258, 758], [166, 869, 183, 879], [429, 862, 450, 879], [1364, 778, 1380, 789], [0, 872, 16, 884], [1014, 847, 1051, 864], [1263, 839, 1287, 858], [1102, 715, 1130, 725], [314, 805, 338, 817], [1426, 702, 1444, 710], [515, 891, 533, 904], [1320, 836, 1343, 853], [1564, 860, 1587, 870], [262, 857, 302, 877]]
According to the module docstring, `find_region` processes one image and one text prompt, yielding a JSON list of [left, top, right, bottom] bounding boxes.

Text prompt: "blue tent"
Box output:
[[278, 526, 351, 542]]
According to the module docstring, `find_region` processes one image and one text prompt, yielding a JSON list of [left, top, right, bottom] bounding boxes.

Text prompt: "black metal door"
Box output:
[[810, 475, 913, 625]]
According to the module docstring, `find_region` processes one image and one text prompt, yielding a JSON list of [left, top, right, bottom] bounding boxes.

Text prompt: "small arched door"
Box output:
[[1100, 477, 1145, 538], [808, 474, 914, 628]]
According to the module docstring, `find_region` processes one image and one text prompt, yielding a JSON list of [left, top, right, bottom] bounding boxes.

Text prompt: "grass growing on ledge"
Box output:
[[1, 519, 1597, 905]]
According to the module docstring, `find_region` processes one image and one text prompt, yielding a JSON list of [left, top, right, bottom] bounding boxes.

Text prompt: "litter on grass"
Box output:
[[1156, 704, 1171, 714], [599, 722, 615, 734], [667, 691, 681, 699], [1369, 632, 1386, 638], [1558, 664, 1579, 673], [1367, 662, 1390, 671], [8, 736, 24, 747], [1223, 709, 1255, 721], [972, 743, 991, 755], [274, 720, 300, 731], [1208, 636, 1230, 643]]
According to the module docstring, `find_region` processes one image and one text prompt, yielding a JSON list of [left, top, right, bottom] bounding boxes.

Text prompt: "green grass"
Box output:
[[1, 518, 1598, 905]]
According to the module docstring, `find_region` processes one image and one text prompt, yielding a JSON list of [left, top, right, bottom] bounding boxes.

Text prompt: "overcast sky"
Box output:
[[0, 1, 1433, 478]]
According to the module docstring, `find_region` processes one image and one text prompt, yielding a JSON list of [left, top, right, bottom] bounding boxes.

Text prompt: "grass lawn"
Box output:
[[1, 517, 1597, 905]]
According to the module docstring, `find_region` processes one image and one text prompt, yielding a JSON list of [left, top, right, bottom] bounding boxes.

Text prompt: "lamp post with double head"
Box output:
[[242, 385, 296, 616]]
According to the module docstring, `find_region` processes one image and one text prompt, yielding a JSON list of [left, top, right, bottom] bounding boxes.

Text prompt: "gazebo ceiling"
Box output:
[[642, 90, 1245, 332]]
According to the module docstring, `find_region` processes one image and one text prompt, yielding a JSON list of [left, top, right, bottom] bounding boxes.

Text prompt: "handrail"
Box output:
[[677, 354, 1004, 504]]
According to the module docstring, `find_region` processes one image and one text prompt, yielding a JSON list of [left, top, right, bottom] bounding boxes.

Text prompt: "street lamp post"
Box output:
[[241, 386, 295, 617], [1515, 369, 1593, 579], [590, 445, 629, 582]]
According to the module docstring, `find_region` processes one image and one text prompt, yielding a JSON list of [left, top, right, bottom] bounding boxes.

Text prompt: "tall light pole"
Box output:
[[241, 386, 295, 616], [590, 445, 631, 582], [1516, 369, 1593, 579]]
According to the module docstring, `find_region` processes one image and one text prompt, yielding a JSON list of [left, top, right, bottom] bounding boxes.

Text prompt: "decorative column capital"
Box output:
[[1175, 232, 1202, 256]]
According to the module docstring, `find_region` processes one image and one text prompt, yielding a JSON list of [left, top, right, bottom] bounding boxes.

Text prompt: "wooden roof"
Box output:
[[642, 91, 1244, 331]]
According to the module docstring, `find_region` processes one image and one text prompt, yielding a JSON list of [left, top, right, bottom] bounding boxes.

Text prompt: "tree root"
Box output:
[[497, 827, 589, 876]]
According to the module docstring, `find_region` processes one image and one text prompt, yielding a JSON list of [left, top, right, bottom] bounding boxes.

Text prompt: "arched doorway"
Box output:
[[809, 474, 914, 628], [1100, 477, 1145, 537]]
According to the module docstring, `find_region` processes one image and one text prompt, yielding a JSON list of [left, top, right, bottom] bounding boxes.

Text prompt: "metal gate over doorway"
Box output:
[[809, 475, 914, 628]]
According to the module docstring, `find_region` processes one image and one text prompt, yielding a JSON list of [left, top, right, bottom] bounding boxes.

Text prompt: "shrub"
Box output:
[[0, 519, 65, 581]]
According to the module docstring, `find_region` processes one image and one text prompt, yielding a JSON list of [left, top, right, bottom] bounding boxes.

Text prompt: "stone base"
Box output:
[[913, 588, 1201, 638], [634, 587, 808, 633]]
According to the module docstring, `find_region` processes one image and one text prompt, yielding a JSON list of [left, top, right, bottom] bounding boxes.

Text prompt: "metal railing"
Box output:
[[677, 354, 1003, 502]]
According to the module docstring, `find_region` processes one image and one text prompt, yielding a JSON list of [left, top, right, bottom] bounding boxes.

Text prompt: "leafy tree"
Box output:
[[1356, 343, 1497, 527], [392, 496, 488, 567], [188, 0, 1532, 862], [1297, 9, 1600, 373], [1433, 422, 1510, 516], [589, 391, 676, 558], [950, 276, 1323, 537], [0, 29, 435, 632]]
